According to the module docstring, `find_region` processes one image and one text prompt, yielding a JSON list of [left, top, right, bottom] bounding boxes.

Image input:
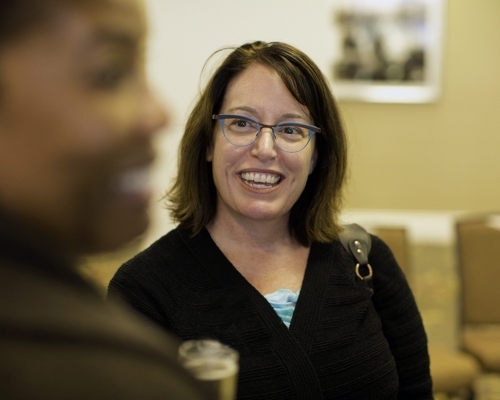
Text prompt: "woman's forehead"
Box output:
[[60, 0, 146, 42], [221, 64, 312, 122]]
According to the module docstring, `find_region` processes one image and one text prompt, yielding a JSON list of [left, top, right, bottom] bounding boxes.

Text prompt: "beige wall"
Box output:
[[341, 1, 500, 212], [142, 0, 500, 244]]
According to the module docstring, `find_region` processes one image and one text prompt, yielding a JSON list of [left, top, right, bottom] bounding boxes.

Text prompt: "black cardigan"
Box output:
[[109, 225, 433, 400]]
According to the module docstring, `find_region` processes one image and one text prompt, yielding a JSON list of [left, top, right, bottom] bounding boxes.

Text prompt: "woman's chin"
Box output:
[[78, 208, 150, 254], [236, 206, 290, 224]]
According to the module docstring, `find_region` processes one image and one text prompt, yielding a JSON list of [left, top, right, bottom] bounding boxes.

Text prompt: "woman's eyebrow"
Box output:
[[224, 108, 308, 121], [226, 106, 257, 115], [281, 113, 307, 121], [81, 28, 141, 54]]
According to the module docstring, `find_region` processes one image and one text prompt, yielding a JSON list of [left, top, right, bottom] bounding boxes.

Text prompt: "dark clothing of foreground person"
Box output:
[[0, 212, 206, 399], [110, 225, 433, 400]]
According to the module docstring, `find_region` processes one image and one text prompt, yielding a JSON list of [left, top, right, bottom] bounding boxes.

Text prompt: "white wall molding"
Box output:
[[341, 209, 467, 245]]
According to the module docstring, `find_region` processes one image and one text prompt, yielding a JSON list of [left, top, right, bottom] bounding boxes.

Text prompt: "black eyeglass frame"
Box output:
[[212, 114, 321, 153]]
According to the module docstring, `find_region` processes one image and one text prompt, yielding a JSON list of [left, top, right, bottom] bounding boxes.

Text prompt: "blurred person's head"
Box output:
[[0, 0, 167, 254], [168, 41, 347, 246]]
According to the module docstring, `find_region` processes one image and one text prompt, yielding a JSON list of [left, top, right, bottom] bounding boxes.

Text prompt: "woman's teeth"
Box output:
[[241, 172, 281, 188], [113, 166, 150, 196]]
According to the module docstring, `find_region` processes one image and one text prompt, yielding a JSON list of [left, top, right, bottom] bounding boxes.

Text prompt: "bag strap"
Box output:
[[339, 223, 374, 293]]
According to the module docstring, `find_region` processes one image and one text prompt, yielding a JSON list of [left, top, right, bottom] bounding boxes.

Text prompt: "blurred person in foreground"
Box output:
[[109, 41, 433, 399], [0, 0, 207, 398]]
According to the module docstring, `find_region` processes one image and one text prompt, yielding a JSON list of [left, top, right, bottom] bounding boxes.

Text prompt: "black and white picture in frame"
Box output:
[[328, 0, 446, 103]]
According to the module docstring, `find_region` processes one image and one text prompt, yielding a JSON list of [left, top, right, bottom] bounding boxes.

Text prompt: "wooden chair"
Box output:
[[371, 226, 480, 398], [456, 213, 500, 372]]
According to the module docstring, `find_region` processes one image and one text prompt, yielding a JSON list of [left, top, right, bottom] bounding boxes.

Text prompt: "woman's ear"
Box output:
[[309, 147, 318, 175], [206, 144, 213, 162]]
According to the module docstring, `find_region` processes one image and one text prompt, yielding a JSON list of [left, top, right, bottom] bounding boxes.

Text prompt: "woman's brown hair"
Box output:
[[167, 41, 348, 246]]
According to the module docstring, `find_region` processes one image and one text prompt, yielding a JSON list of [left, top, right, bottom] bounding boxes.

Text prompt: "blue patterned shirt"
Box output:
[[264, 289, 301, 328]]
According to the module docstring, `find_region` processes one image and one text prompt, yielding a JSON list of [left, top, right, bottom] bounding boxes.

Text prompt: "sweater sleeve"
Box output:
[[369, 235, 434, 400], [107, 256, 174, 332]]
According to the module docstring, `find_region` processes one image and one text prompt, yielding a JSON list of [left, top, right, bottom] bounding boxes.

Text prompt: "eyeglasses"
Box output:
[[212, 114, 320, 153]]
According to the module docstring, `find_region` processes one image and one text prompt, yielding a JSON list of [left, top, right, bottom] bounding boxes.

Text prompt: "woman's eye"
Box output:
[[229, 119, 255, 130], [90, 64, 130, 89], [94, 69, 122, 88], [281, 126, 300, 135]]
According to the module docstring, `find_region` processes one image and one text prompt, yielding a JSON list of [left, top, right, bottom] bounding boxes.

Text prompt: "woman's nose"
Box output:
[[250, 127, 277, 160], [138, 88, 169, 139]]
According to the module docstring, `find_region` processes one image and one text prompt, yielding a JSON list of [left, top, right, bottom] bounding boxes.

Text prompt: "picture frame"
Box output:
[[328, 0, 446, 103]]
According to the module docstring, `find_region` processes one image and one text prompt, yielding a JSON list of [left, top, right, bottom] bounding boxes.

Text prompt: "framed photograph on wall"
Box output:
[[328, 0, 446, 103]]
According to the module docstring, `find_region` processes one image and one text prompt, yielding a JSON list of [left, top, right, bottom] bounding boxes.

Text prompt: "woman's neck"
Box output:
[[206, 211, 309, 295], [206, 210, 294, 250]]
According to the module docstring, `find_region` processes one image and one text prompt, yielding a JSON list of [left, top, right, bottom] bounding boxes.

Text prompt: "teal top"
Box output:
[[263, 289, 300, 328]]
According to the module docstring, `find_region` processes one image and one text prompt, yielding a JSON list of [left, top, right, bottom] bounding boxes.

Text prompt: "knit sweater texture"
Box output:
[[109, 225, 433, 400]]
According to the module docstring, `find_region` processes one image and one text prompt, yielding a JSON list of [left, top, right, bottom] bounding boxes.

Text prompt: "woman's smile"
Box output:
[[240, 171, 282, 189], [111, 162, 153, 205]]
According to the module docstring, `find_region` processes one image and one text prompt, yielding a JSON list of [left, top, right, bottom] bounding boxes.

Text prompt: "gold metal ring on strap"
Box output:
[[355, 263, 373, 280]]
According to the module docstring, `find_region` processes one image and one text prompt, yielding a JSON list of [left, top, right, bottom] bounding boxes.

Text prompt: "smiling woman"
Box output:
[[0, 1, 207, 399], [0, 0, 166, 253], [109, 41, 433, 399]]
